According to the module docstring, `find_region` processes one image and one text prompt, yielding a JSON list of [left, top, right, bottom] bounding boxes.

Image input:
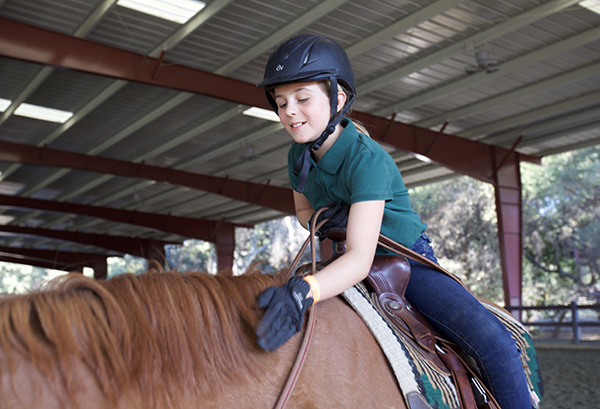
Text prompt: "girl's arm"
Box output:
[[310, 199, 384, 301], [255, 196, 384, 351], [293, 195, 385, 302], [293, 191, 315, 230]]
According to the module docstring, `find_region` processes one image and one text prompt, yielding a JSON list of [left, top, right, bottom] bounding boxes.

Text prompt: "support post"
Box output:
[[215, 223, 235, 274], [492, 149, 523, 319], [143, 239, 168, 269], [571, 301, 581, 343], [92, 259, 108, 280]]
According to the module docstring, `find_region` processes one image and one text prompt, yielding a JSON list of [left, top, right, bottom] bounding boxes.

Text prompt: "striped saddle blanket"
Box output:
[[342, 282, 544, 409]]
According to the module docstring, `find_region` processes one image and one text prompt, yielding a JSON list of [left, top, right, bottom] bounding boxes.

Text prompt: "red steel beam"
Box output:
[[351, 112, 541, 183], [0, 225, 174, 258], [0, 246, 108, 269], [0, 18, 543, 301], [492, 151, 524, 313], [0, 194, 246, 243], [0, 18, 540, 179], [0, 247, 108, 278], [0, 140, 295, 215], [0, 253, 75, 272], [0, 18, 266, 109]]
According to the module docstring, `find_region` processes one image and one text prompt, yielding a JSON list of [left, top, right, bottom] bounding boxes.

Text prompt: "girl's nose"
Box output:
[[284, 103, 297, 116]]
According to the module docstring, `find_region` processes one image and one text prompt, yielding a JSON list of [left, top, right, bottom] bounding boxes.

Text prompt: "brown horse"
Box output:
[[0, 268, 406, 409]]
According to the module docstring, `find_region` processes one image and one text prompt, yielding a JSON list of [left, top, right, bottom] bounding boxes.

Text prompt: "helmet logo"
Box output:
[[276, 64, 284, 71]]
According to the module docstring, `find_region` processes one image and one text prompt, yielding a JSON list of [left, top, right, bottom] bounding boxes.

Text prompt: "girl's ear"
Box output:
[[336, 89, 347, 113]]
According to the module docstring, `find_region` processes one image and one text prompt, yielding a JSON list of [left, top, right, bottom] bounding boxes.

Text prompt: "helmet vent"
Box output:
[[303, 52, 310, 65]]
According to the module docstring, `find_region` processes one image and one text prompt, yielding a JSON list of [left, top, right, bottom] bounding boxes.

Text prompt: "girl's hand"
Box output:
[[255, 277, 313, 351], [309, 201, 350, 240]]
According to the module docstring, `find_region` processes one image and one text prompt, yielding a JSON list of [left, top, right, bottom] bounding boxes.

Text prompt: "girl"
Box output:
[[255, 33, 534, 409]]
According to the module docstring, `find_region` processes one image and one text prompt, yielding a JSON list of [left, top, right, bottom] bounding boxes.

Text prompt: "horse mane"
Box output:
[[0, 266, 287, 407]]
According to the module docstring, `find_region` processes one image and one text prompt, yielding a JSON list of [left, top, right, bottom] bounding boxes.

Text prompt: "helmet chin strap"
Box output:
[[293, 78, 354, 193]]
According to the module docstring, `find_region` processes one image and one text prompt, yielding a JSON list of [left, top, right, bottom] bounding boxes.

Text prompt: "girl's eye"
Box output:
[[278, 103, 287, 109], [298, 98, 308, 102]]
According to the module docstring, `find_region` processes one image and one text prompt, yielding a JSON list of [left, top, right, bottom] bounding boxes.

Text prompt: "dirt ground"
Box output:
[[535, 343, 600, 409]]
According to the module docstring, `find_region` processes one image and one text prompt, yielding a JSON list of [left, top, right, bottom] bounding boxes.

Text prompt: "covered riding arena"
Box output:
[[1, 1, 599, 408]]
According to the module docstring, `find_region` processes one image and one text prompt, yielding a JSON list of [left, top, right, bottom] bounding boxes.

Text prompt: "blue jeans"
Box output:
[[406, 234, 532, 409]]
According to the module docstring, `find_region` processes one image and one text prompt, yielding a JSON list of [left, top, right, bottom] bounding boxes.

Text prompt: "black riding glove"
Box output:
[[256, 277, 313, 351], [309, 201, 350, 240]]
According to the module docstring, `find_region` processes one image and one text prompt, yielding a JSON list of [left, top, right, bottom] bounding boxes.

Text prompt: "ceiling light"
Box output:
[[580, 0, 600, 14], [1, 98, 74, 123], [413, 153, 433, 164], [243, 107, 281, 122], [0, 98, 11, 111], [14, 103, 74, 123], [117, 0, 206, 24]]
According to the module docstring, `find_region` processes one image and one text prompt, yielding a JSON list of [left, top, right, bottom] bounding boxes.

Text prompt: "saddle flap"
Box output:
[[365, 255, 411, 296]]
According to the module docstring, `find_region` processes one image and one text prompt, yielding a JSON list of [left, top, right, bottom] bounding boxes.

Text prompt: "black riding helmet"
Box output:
[[258, 34, 356, 193]]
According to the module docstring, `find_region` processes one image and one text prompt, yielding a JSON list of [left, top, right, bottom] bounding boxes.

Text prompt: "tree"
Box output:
[[409, 146, 600, 310], [234, 216, 312, 275], [521, 146, 600, 309], [410, 176, 503, 302], [165, 240, 216, 273], [0, 261, 66, 294]]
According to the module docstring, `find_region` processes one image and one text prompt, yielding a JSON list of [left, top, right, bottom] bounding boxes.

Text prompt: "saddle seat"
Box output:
[[295, 230, 497, 409]]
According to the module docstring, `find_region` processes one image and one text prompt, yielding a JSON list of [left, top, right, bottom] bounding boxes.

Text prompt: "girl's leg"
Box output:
[[405, 260, 532, 409]]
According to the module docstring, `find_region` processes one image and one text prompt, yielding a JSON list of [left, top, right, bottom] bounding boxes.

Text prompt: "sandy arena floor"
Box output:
[[535, 343, 600, 409]]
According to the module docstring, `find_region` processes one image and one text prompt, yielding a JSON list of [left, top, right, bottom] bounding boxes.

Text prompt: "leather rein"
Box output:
[[272, 211, 464, 409], [273, 212, 326, 409]]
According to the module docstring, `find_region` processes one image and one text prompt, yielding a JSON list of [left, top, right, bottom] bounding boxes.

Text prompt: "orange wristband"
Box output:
[[303, 275, 321, 304]]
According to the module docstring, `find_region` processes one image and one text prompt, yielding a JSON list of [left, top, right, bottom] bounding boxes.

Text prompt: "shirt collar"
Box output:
[[316, 118, 356, 174]]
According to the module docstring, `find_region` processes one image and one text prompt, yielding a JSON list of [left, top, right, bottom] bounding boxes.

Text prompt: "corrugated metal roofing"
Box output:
[[0, 0, 599, 260]]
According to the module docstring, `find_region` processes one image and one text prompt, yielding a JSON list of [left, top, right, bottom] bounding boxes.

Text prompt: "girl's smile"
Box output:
[[273, 81, 346, 149]]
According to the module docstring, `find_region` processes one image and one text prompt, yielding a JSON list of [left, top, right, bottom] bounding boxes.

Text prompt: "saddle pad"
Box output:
[[480, 301, 544, 406], [342, 283, 461, 409]]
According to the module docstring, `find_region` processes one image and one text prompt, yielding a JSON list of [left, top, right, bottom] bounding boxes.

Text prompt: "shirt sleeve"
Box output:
[[348, 147, 396, 204]]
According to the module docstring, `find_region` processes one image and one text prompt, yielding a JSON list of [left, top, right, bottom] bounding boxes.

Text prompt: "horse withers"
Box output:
[[0, 269, 406, 409]]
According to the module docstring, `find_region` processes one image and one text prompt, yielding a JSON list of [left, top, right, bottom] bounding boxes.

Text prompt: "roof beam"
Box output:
[[351, 111, 540, 185], [417, 61, 600, 129], [0, 246, 108, 272], [345, 0, 465, 58], [459, 90, 600, 140], [0, 140, 295, 214], [148, 0, 235, 58], [215, 0, 350, 75], [0, 18, 540, 185], [0, 194, 245, 242], [357, 0, 581, 96], [0, 225, 175, 256], [375, 25, 600, 118], [0, 18, 268, 108], [0, 254, 75, 272]]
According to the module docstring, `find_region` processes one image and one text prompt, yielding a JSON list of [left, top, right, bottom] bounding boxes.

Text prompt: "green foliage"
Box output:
[[0, 261, 66, 294], [165, 240, 216, 273], [521, 146, 600, 308], [162, 216, 311, 276], [410, 176, 504, 302], [107, 254, 148, 278], [2, 147, 597, 311], [410, 146, 600, 309], [234, 216, 312, 275]]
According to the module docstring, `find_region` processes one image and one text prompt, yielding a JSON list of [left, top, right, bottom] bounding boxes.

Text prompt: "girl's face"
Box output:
[[273, 82, 345, 145]]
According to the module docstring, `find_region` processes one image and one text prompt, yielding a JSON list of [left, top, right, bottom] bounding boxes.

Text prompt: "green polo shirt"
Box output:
[[288, 118, 427, 249]]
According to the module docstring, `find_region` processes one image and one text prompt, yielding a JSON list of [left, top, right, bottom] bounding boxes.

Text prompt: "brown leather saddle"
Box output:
[[298, 231, 500, 409]]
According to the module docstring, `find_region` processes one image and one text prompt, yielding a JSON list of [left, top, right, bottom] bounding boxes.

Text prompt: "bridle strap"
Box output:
[[273, 303, 316, 409], [274, 210, 329, 409], [376, 233, 466, 289]]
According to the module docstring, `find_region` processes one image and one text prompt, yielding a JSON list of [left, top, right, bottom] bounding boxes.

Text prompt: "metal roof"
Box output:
[[0, 0, 599, 264]]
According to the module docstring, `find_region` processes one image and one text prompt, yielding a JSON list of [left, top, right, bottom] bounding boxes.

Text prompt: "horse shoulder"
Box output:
[[288, 296, 406, 408]]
